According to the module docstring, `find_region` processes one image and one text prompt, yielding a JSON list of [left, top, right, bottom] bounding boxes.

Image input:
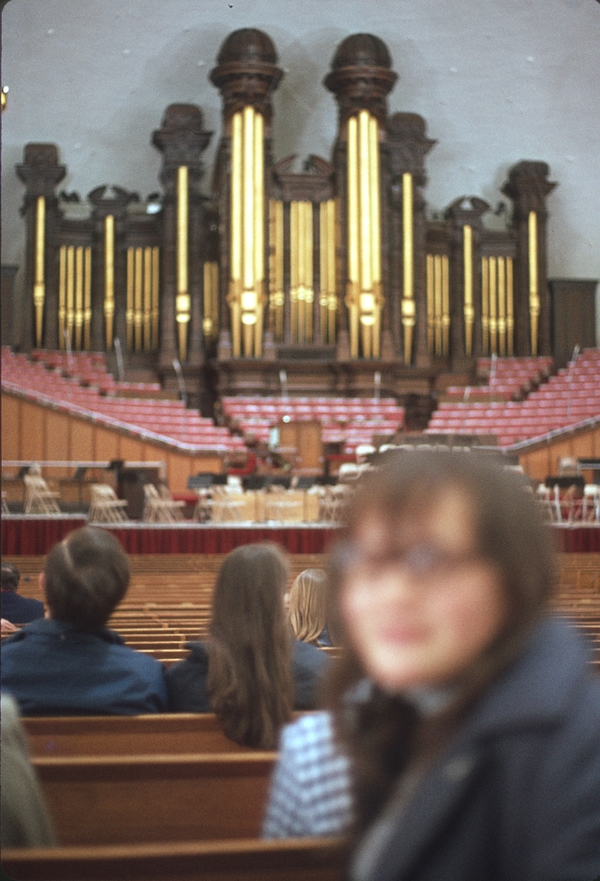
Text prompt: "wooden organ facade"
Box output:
[[13, 29, 558, 410]]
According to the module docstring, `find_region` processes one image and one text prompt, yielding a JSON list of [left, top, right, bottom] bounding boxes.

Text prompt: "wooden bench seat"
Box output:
[[32, 752, 278, 845], [2, 837, 345, 881]]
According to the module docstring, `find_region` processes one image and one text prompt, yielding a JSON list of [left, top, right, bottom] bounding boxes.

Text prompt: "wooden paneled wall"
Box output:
[[1, 393, 224, 493], [517, 425, 600, 482]]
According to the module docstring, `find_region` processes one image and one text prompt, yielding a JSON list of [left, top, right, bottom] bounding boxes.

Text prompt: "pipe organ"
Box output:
[[15, 29, 557, 401]]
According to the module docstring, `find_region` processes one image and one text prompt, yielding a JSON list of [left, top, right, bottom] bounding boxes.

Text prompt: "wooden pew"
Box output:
[[2, 837, 345, 881], [32, 752, 277, 845], [23, 713, 254, 757]]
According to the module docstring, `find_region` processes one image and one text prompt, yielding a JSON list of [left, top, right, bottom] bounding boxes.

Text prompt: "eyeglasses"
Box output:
[[335, 541, 484, 584]]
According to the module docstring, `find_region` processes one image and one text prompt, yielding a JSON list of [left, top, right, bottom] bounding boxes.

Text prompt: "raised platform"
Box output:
[[1, 516, 340, 556], [2, 516, 600, 557]]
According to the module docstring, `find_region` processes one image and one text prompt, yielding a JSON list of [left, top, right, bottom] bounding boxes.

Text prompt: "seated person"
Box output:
[[1, 562, 45, 625], [262, 451, 600, 881], [1, 527, 168, 715], [287, 568, 335, 646], [1, 693, 56, 847], [166, 543, 330, 744]]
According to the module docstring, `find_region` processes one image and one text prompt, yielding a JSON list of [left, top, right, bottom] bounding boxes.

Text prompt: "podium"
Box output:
[[277, 421, 323, 475]]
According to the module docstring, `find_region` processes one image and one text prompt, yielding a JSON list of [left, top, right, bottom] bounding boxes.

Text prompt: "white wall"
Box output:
[[2, 0, 599, 341]]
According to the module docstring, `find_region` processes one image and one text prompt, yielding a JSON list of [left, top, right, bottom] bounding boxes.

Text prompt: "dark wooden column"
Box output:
[[502, 161, 557, 356], [16, 144, 65, 352], [152, 104, 212, 370], [387, 113, 436, 366], [445, 196, 490, 369], [324, 35, 397, 364], [88, 186, 135, 354]]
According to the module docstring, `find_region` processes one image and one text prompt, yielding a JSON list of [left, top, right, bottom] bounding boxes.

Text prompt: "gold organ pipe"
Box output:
[[426, 254, 435, 353], [442, 255, 450, 357], [358, 110, 372, 294], [135, 248, 143, 352], [327, 199, 336, 343], [434, 254, 443, 355], [305, 202, 314, 344], [319, 201, 328, 341], [497, 258, 506, 356], [253, 111, 264, 354], [290, 201, 299, 341], [463, 225, 474, 356], [66, 246, 75, 346], [176, 166, 191, 361], [528, 211, 539, 355], [489, 256, 497, 355], [243, 105, 255, 295], [84, 247, 92, 350], [298, 201, 306, 342], [126, 248, 134, 350], [58, 247, 67, 347], [152, 247, 160, 348], [347, 115, 360, 358], [143, 247, 152, 350], [74, 246, 84, 350], [270, 199, 284, 341], [481, 257, 489, 355], [230, 111, 242, 357], [506, 258, 514, 356], [34, 196, 46, 347], [369, 115, 381, 285], [104, 215, 115, 350], [402, 172, 415, 364], [177, 166, 189, 297]]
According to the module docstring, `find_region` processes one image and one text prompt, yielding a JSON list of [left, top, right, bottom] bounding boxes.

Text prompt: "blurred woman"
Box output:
[[287, 568, 333, 647], [263, 451, 600, 881], [166, 543, 328, 746]]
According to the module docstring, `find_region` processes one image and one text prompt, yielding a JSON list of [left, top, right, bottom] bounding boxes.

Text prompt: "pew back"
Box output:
[[33, 752, 277, 845], [2, 837, 345, 881]]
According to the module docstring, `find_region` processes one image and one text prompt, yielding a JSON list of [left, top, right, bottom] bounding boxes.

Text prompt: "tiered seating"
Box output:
[[445, 356, 553, 402], [2, 348, 246, 453], [427, 350, 599, 446], [222, 395, 405, 454], [31, 349, 163, 398]]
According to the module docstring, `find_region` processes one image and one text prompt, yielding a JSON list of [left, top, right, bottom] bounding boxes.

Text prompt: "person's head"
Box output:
[[42, 526, 130, 630], [1, 563, 21, 593], [208, 542, 294, 748], [330, 450, 555, 699], [287, 568, 330, 644]]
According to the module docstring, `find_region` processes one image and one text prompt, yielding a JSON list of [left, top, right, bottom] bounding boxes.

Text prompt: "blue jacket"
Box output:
[[353, 617, 600, 881], [1, 618, 168, 716], [1, 591, 45, 625]]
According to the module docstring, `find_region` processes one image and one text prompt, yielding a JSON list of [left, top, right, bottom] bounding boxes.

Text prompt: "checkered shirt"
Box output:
[[262, 710, 353, 838]]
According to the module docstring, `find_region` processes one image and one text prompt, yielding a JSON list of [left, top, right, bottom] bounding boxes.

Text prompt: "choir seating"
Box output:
[[222, 395, 405, 454], [427, 350, 600, 446]]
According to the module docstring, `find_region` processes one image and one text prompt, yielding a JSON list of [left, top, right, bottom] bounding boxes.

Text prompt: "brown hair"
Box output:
[[44, 526, 130, 630], [326, 450, 556, 832], [288, 568, 330, 645], [1, 562, 21, 592], [207, 543, 294, 749]]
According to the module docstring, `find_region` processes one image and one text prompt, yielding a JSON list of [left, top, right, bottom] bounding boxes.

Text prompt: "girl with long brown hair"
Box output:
[[166, 543, 294, 749], [263, 451, 600, 880]]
